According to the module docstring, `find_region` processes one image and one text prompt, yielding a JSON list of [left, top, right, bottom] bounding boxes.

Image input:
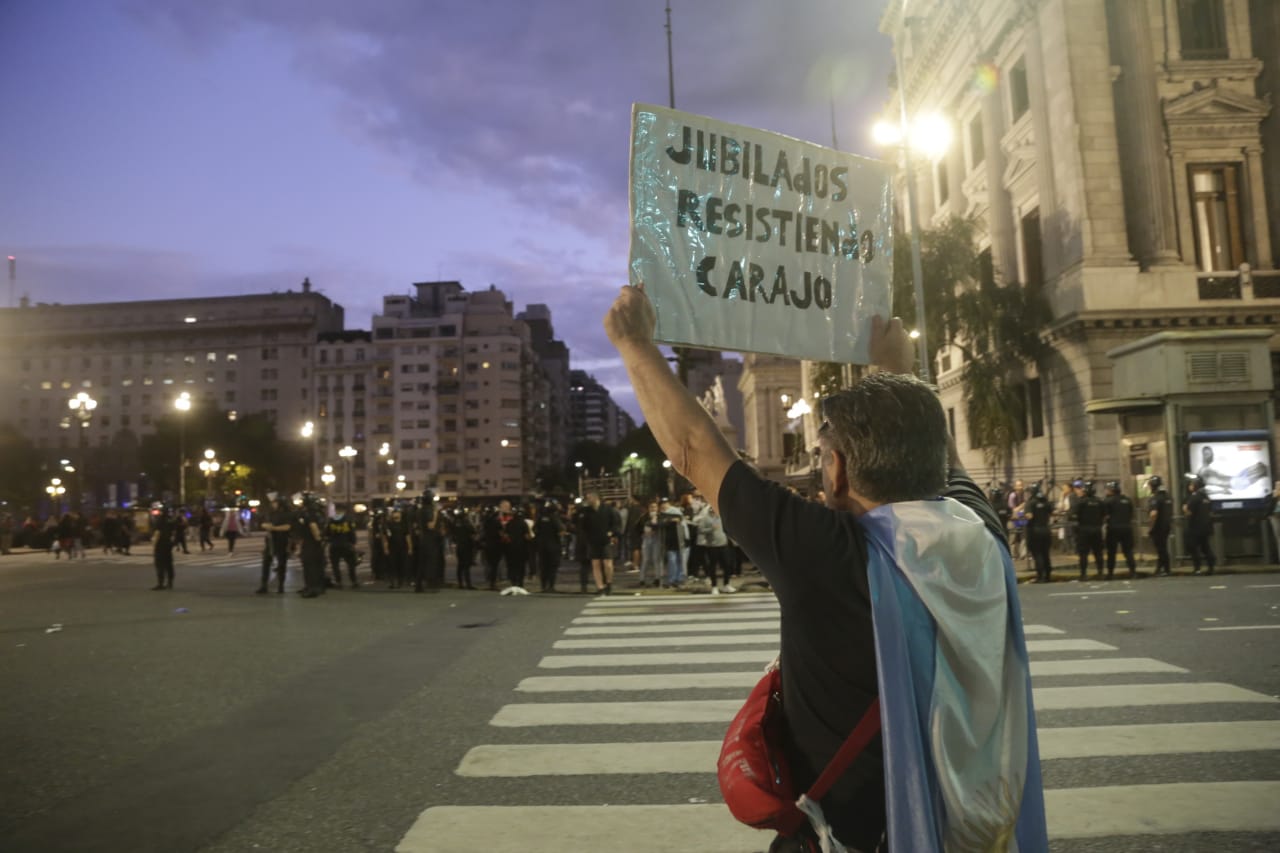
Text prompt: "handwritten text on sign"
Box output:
[[628, 104, 893, 363]]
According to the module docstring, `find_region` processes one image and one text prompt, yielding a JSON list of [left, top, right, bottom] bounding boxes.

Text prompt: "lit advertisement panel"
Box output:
[[1186, 430, 1272, 510]]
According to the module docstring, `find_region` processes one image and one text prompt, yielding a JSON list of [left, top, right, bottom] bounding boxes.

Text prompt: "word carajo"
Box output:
[[693, 256, 833, 310]]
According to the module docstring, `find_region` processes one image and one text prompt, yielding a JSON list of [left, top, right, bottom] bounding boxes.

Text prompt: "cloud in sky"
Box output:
[[2, 0, 893, 418]]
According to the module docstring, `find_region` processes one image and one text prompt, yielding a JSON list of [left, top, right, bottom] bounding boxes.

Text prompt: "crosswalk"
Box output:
[[397, 593, 1280, 852]]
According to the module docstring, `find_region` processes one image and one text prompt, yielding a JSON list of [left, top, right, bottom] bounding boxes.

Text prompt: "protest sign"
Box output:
[[629, 103, 893, 364]]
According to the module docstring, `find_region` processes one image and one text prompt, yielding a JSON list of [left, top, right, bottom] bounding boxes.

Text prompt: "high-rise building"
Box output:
[[569, 370, 633, 447], [517, 304, 572, 472]]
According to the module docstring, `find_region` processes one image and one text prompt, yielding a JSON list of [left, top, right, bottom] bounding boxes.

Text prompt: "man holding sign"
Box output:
[[605, 273, 1046, 850]]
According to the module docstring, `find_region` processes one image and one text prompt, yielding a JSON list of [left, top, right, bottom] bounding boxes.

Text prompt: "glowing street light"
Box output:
[[174, 392, 192, 505], [199, 449, 220, 502], [67, 392, 97, 509], [395, 474, 407, 494], [320, 464, 336, 492], [338, 445, 357, 507], [300, 420, 315, 489]]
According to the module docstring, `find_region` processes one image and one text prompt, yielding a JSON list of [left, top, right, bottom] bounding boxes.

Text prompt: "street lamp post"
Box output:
[[67, 392, 97, 510], [174, 392, 192, 505], [198, 449, 220, 505], [46, 477, 66, 513], [338, 445, 357, 507], [321, 464, 336, 497], [300, 421, 315, 490]]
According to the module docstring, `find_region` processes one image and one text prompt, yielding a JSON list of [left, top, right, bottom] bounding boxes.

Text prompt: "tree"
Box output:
[[893, 215, 1053, 470], [0, 424, 42, 510]]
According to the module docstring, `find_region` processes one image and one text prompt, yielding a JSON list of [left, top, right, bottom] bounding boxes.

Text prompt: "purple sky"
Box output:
[[0, 0, 892, 417]]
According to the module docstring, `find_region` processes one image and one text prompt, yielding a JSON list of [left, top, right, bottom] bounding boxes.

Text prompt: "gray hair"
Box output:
[[819, 372, 948, 503]]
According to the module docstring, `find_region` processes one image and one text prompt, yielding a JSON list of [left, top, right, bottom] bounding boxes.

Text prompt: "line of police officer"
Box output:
[[1016, 475, 1214, 582]]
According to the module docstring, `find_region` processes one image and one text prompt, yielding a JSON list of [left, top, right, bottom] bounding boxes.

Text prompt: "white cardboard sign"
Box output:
[[628, 103, 893, 364]]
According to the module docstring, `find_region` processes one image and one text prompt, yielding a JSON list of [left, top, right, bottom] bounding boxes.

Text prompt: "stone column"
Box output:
[[1244, 145, 1274, 268], [1110, 0, 1182, 266], [1024, 14, 1063, 279], [981, 88, 1019, 281]]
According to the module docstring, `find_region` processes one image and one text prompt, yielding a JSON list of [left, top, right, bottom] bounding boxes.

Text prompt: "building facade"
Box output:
[[0, 278, 611, 506], [569, 370, 635, 448], [880, 0, 1278, 485]]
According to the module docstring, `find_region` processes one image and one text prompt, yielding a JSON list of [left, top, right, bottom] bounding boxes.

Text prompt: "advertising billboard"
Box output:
[[1186, 430, 1273, 510]]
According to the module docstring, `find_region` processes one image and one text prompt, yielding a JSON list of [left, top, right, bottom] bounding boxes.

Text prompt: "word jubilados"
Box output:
[[665, 125, 878, 312]]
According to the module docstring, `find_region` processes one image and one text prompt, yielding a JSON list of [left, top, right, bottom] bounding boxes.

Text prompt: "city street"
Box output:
[[1, 542, 1278, 852]]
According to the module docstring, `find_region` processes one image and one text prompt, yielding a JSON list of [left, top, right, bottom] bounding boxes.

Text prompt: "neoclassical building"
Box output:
[[877, 0, 1277, 488]]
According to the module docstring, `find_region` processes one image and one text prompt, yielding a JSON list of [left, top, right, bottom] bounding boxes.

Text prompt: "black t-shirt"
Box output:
[[1148, 492, 1173, 531], [719, 461, 1005, 851], [1027, 496, 1054, 532], [1073, 496, 1105, 532]]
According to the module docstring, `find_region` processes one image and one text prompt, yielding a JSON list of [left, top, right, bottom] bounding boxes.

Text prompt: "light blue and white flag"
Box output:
[[857, 498, 1048, 852]]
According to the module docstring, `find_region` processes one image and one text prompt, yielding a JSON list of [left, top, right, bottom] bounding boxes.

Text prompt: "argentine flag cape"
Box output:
[[844, 497, 1047, 852]]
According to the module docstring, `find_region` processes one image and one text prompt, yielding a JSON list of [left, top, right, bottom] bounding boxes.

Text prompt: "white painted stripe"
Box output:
[[1245, 583, 1280, 589], [1022, 625, 1065, 635], [498, 681, 1276, 723], [1049, 589, 1136, 596], [1025, 639, 1117, 653], [539, 650, 775, 669], [576, 612, 773, 625], [1045, 781, 1280, 837], [1199, 624, 1280, 632], [457, 741, 720, 777], [584, 594, 775, 608], [516, 672, 761, 692], [1035, 682, 1277, 710], [522, 658, 1186, 692], [396, 805, 764, 853], [565, 620, 780, 635], [554, 634, 778, 650], [1038, 720, 1280, 760], [458, 720, 1280, 779], [491, 700, 741, 726], [1029, 657, 1187, 677]]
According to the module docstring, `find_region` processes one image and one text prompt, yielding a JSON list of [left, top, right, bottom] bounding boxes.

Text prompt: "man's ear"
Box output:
[[828, 447, 850, 497]]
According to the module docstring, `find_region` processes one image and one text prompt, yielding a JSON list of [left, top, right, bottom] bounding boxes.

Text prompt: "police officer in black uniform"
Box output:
[[1102, 481, 1136, 579], [1147, 475, 1173, 576], [298, 493, 327, 598], [151, 505, 176, 590], [384, 506, 412, 589], [1025, 483, 1055, 583], [325, 503, 359, 589], [1071, 480, 1106, 579], [260, 496, 295, 594], [414, 491, 444, 592], [1184, 476, 1216, 575], [448, 506, 477, 589]]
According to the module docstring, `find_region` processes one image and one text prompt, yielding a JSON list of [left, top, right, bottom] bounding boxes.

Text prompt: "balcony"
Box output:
[[1196, 269, 1280, 301]]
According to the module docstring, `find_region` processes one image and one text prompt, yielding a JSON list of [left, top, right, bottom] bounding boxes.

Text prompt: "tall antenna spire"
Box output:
[[665, 2, 676, 108]]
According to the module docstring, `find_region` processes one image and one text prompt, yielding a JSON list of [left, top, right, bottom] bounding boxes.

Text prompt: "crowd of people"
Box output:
[[133, 485, 753, 598]]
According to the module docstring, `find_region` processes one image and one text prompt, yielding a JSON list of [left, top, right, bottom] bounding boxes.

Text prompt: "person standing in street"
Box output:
[[1071, 481, 1105, 579], [1263, 480, 1280, 562], [1147, 476, 1173, 576], [1007, 479, 1027, 560], [151, 507, 175, 590], [174, 510, 190, 555], [197, 508, 215, 552], [1184, 477, 1216, 575], [221, 507, 242, 553], [385, 507, 412, 589], [450, 505, 478, 589], [1024, 483, 1055, 583], [1102, 481, 1136, 578], [577, 492, 620, 595], [298, 495, 327, 598], [325, 504, 359, 589], [258, 497, 294, 594], [531, 501, 563, 592], [604, 284, 1046, 851], [658, 497, 687, 589]]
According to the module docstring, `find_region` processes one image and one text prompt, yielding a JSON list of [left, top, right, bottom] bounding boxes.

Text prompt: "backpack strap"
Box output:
[[805, 697, 881, 802]]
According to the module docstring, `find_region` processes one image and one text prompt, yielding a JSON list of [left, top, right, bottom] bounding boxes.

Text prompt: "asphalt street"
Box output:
[[0, 538, 1277, 852]]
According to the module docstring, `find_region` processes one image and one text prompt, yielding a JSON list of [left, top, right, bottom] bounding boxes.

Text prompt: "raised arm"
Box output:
[[604, 283, 737, 513]]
